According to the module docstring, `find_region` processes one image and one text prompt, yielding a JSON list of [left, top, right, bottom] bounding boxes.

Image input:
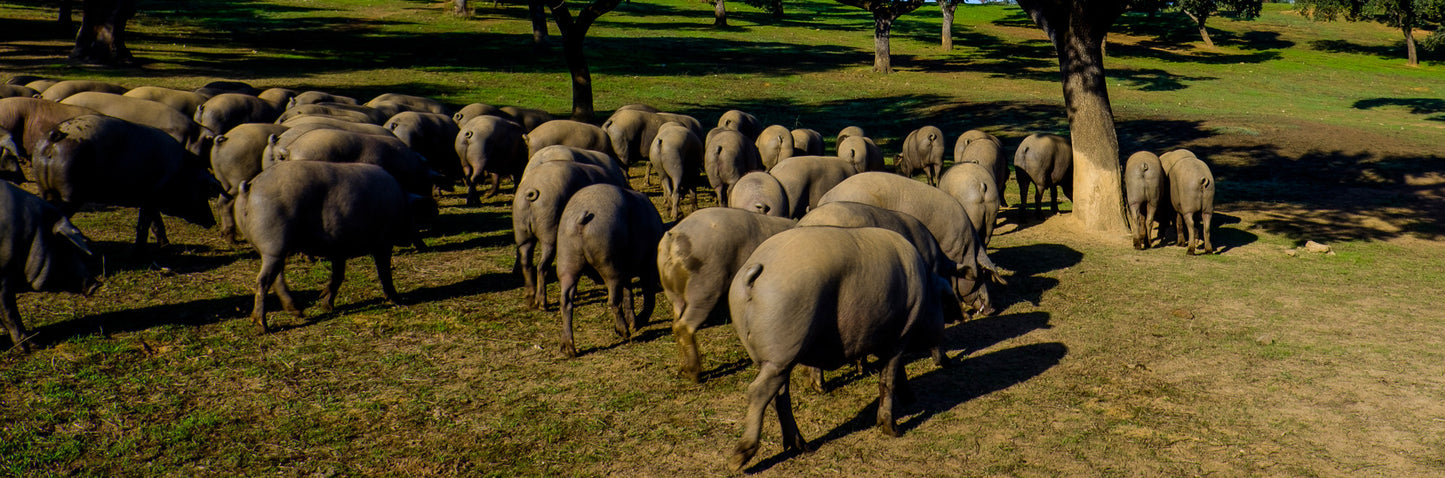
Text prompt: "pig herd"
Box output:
[[0, 75, 1217, 470]]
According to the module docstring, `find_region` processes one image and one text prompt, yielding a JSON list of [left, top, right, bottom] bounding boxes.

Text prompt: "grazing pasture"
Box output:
[[3, 0, 1445, 476]]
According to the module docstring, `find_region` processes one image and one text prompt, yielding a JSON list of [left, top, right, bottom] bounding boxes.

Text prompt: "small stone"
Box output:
[[1284, 249, 1298, 257], [1170, 309, 1194, 320], [1304, 241, 1331, 254], [1327, 251, 1336, 256], [1255, 335, 1276, 345]]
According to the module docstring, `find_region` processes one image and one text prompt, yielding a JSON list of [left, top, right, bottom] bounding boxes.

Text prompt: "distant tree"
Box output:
[[455, 0, 470, 16], [547, 0, 624, 121], [714, 0, 729, 26], [1295, 0, 1443, 65], [71, 0, 137, 65], [741, 0, 786, 18], [941, 0, 958, 50], [1130, 0, 1262, 48], [1014, 0, 1130, 234], [836, 0, 929, 72]]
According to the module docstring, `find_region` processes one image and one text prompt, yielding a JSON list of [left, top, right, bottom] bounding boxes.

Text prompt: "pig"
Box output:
[[194, 80, 260, 97], [123, 86, 207, 116], [835, 126, 866, 145], [836, 135, 884, 173], [1124, 151, 1168, 250], [657, 207, 796, 382], [234, 160, 421, 333], [727, 171, 789, 217], [277, 115, 394, 136], [38, 80, 127, 101], [498, 106, 554, 132], [819, 172, 1009, 317], [703, 127, 763, 207], [513, 160, 630, 310], [555, 183, 666, 357], [274, 103, 386, 125], [790, 128, 824, 156], [953, 129, 1009, 207], [937, 162, 1001, 247], [270, 127, 440, 200], [452, 103, 514, 128], [365, 93, 451, 117], [211, 123, 291, 241], [454, 115, 526, 204], [601, 109, 702, 185], [716, 109, 761, 140], [1013, 133, 1072, 219], [0, 97, 98, 164], [0, 85, 39, 99], [385, 111, 463, 186], [755, 124, 794, 170], [726, 226, 962, 471], [31, 115, 217, 253], [194, 93, 283, 137], [523, 145, 628, 186], [59, 91, 207, 156], [525, 119, 613, 159], [795, 200, 965, 389], [768, 155, 857, 218], [649, 122, 704, 220], [258, 89, 298, 111], [0, 180, 101, 353], [897, 125, 945, 186], [289, 91, 358, 108], [1161, 149, 1215, 255]]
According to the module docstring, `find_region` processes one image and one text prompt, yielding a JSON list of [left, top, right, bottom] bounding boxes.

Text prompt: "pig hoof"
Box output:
[[728, 444, 759, 472]]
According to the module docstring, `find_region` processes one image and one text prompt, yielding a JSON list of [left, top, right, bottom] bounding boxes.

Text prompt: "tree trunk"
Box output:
[[941, 1, 955, 51], [1018, 0, 1129, 235], [530, 0, 550, 45], [770, 0, 784, 19], [1184, 11, 1213, 48], [71, 0, 137, 65], [1404, 26, 1418, 66], [454, 0, 469, 16], [874, 14, 893, 73], [548, 0, 623, 122], [58, 0, 74, 29], [715, 0, 727, 26]]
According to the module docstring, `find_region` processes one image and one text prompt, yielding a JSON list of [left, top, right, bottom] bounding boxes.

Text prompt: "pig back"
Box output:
[[237, 161, 408, 258]]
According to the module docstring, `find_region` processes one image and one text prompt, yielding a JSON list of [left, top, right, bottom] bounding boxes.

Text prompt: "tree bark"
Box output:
[[1404, 25, 1418, 66], [71, 0, 137, 65], [59, 0, 74, 29], [715, 0, 727, 26], [530, 0, 550, 45], [770, 0, 784, 19], [1017, 0, 1129, 235], [1184, 10, 1213, 48], [454, 0, 469, 16], [941, 1, 956, 51], [548, 0, 623, 122], [874, 14, 893, 72]]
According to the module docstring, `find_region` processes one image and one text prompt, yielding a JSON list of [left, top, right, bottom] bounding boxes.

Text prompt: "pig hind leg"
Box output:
[[730, 361, 800, 471], [1, 286, 30, 353], [372, 250, 401, 304], [318, 258, 346, 313]]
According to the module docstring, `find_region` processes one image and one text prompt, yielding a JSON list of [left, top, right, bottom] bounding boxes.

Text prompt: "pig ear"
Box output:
[[956, 262, 979, 282], [48, 129, 67, 144], [52, 218, 93, 257]]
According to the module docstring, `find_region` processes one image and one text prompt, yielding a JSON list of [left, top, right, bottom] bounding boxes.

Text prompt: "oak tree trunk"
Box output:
[[1404, 26, 1418, 66], [530, 0, 550, 45], [71, 0, 137, 65], [1017, 0, 1129, 235], [770, 0, 784, 19], [59, 0, 74, 29], [874, 14, 893, 72], [548, 0, 623, 122], [454, 0, 469, 16], [1184, 11, 1213, 48], [941, 1, 955, 51], [715, 0, 727, 26]]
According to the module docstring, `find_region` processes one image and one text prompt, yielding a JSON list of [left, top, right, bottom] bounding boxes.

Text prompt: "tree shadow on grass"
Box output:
[[1353, 98, 1445, 122], [742, 342, 1067, 473], [1309, 39, 1401, 59], [29, 293, 255, 348], [987, 243, 1079, 311]]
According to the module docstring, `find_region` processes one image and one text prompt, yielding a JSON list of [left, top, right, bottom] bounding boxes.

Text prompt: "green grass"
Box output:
[[2, 0, 1445, 476]]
